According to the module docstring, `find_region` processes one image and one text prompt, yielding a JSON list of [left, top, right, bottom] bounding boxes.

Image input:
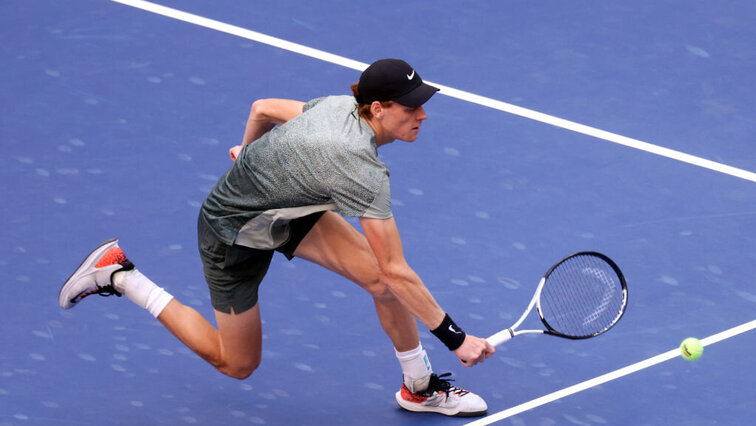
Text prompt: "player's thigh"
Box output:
[[293, 211, 382, 290], [214, 304, 263, 374]]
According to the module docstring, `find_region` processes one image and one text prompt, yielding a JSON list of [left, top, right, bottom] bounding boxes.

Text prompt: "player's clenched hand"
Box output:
[[229, 145, 243, 161], [454, 335, 495, 367]]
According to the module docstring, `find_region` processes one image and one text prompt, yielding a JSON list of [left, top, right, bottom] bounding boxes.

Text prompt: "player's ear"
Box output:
[[370, 101, 384, 119]]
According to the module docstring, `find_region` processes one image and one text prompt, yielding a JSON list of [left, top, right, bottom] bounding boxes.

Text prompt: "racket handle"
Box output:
[[486, 329, 514, 347]]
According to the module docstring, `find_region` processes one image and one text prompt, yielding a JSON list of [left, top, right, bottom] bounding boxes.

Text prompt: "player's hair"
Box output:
[[351, 82, 394, 119]]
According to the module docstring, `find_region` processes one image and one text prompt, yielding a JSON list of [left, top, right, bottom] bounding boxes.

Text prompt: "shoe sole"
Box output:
[[58, 238, 119, 309]]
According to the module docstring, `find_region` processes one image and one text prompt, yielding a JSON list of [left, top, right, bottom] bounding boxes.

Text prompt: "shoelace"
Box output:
[[425, 373, 470, 397], [74, 284, 122, 303]]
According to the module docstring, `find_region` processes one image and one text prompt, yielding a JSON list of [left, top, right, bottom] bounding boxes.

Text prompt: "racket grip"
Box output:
[[486, 329, 514, 347]]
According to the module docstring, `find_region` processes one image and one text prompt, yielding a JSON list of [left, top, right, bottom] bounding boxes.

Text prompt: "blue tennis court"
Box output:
[[2, 1, 754, 424]]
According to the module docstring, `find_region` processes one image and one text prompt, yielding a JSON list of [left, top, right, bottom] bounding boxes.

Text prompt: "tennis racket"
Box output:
[[487, 251, 628, 346]]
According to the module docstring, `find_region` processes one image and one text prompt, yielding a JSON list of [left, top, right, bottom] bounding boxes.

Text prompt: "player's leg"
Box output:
[[290, 211, 419, 351], [289, 212, 487, 417], [59, 236, 266, 380], [291, 212, 430, 388], [171, 213, 273, 379], [156, 300, 263, 379]]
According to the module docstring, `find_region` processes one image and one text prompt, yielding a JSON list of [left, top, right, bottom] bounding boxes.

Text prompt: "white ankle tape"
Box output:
[[395, 344, 424, 361], [114, 269, 173, 318], [396, 344, 432, 392], [146, 288, 173, 318]]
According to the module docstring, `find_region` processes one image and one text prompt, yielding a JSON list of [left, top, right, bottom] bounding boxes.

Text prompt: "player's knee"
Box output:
[[361, 273, 391, 299], [221, 358, 261, 380], [223, 364, 257, 380], [372, 284, 393, 300]]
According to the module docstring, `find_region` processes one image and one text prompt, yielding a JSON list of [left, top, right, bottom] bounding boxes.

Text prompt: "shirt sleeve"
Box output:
[[361, 173, 393, 219], [302, 97, 326, 113]]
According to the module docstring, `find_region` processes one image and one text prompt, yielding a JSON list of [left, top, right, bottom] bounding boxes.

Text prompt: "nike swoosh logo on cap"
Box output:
[[406, 70, 415, 80]]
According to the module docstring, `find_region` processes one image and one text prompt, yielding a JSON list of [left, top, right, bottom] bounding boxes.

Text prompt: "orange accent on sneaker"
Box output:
[[95, 247, 127, 268], [400, 384, 429, 403]]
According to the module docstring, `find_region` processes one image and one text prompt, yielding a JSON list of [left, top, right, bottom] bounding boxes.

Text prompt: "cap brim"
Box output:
[[393, 82, 440, 107]]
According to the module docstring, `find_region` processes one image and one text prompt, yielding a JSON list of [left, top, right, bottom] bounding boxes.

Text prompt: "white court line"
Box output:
[[110, 0, 756, 183], [464, 319, 756, 426], [111, 0, 369, 71]]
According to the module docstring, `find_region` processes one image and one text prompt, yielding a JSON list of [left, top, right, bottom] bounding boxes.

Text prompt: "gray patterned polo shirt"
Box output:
[[200, 95, 392, 248]]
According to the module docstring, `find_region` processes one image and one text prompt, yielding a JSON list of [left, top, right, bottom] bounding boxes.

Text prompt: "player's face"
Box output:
[[380, 103, 428, 143]]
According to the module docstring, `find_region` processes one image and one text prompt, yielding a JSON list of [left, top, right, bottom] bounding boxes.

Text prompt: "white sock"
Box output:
[[395, 343, 433, 393], [112, 269, 174, 318]]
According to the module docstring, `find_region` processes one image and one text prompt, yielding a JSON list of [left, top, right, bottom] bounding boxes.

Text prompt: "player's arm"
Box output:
[[241, 99, 304, 145], [230, 99, 305, 161], [360, 216, 444, 326], [360, 217, 494, 366]]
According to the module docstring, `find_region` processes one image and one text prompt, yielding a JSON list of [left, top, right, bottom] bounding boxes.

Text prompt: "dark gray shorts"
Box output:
[[197, 211, 325, 314]]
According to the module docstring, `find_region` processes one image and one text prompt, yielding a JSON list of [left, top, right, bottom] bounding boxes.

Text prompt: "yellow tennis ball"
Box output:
[[680, 337, 703, 361]]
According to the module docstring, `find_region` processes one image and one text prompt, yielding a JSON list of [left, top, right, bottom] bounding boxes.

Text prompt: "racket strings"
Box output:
[[539, 254, 625, 338]]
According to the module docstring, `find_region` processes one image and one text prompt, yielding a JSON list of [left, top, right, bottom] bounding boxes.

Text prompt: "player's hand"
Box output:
[[229, 145, 243, 161], [454, 335, 495, 367]]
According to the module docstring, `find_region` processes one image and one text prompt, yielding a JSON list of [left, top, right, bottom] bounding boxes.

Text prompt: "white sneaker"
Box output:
[[395, 373, 487, 417], [58, 239, 134, 309]]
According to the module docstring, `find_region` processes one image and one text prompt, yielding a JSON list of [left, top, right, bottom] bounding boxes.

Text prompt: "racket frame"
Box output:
[[487, 251, 628, 347]]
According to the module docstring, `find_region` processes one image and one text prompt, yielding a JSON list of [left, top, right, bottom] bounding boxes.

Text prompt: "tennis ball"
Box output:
[[680, 337, 703, 361]]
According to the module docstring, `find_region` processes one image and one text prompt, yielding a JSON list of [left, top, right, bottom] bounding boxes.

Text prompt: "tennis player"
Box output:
[[59, 58, 494, 417]]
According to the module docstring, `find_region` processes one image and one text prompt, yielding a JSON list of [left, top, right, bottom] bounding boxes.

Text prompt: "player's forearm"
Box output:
[[381, 267, 445, 330], [358, 217, 449, 334]]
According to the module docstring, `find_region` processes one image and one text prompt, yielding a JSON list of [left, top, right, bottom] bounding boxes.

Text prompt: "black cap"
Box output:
[[356, 59, 439, 107]]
